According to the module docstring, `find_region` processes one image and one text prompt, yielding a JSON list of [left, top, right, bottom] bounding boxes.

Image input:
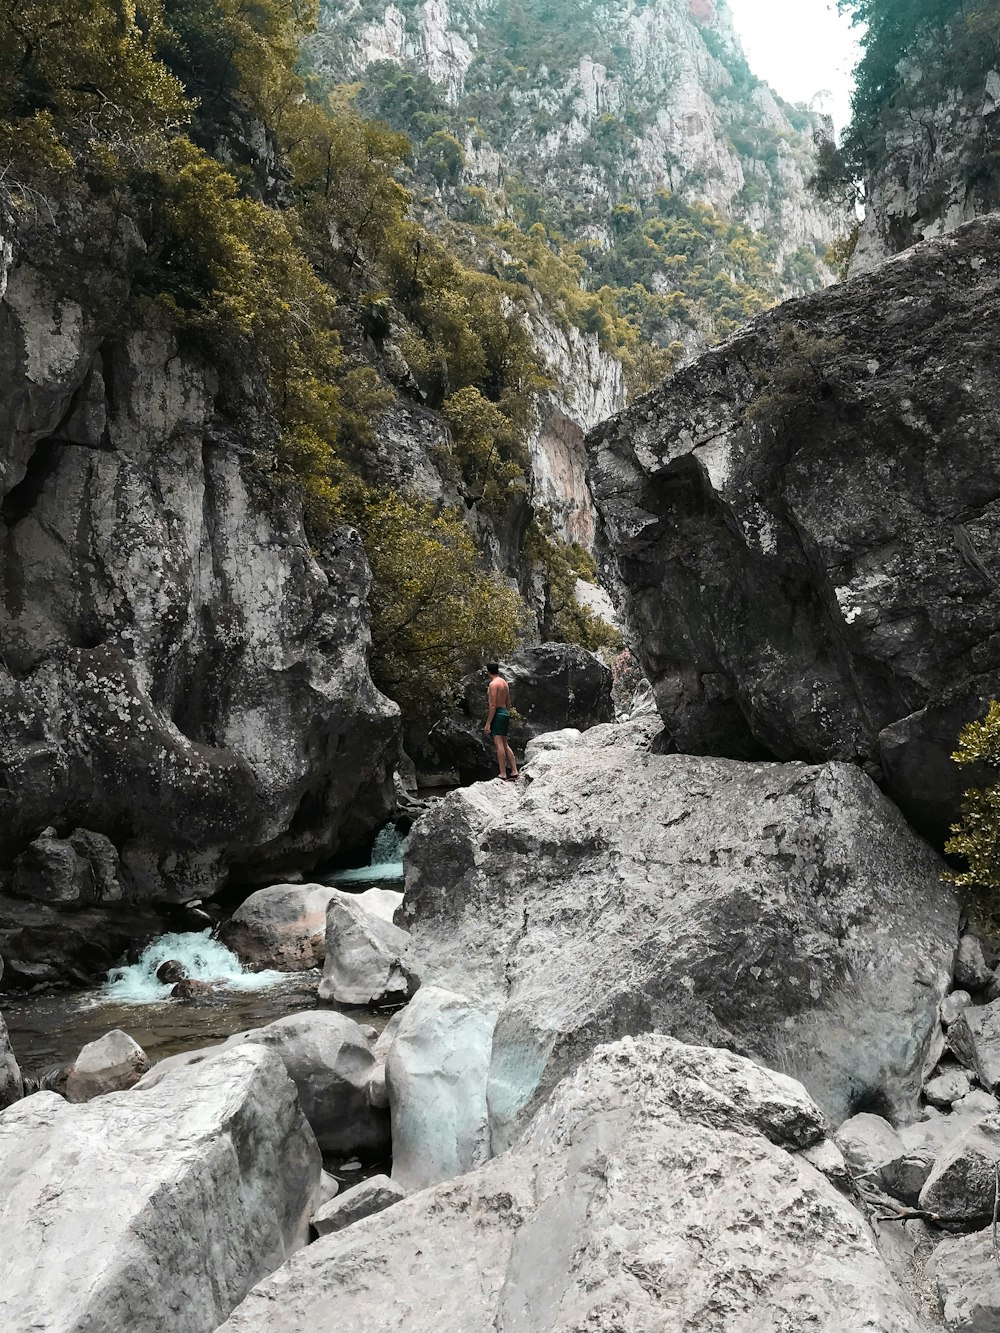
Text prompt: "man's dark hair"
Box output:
[[486, 661, 500, 674]]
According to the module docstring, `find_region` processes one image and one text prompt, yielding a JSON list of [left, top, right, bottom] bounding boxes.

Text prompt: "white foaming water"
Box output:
[[331, 822, 405, 886], [103, 930, 285, 1004]]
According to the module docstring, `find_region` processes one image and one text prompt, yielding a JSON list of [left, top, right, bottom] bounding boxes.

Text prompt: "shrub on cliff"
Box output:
[[945, 701, 1000, 898], [348, 489, 528, 718]]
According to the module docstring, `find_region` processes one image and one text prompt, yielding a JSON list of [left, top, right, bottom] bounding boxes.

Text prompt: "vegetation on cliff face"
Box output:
[[0, 0, 610, 720], [313, 0, 843, 369], [946, 702, 1000, 907], [837, 0, 999, 170]]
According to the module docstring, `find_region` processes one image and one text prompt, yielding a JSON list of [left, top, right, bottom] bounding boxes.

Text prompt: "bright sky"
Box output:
[[725, 0, 862, 135]]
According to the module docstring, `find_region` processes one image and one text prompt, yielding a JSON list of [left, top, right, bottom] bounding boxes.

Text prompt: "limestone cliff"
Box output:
[[589, 215, 1000, 843], [0, 243, 400, 986], [311, 0, 844, 306], [842, 2, 1000, 273]]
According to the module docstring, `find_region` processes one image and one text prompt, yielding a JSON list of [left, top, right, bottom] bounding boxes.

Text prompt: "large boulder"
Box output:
[[385, 985, 498, 1191], [426, 643, 614, 783], [589, 216, 1000, 840], [0, 1013, 22, 1109], [318, 891, 418, 1007], [919, 1113, 1000, 1226], [0, 1046, 321, 1332], [218, 1034, 924, 1333], [0, 263, 399, 984], [137, 1011, 389, 1157], [928, 1229, 1000, 1332], [63, 1028, 150, 1102], [401, 733, 958, 1139], [947, 999, 1000, 1091], [220, 884, 338, 971]]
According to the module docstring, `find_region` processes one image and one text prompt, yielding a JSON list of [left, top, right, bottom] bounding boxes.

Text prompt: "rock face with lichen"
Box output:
[[401, 728, 958, 1139], [590, 215, 1000, 840], [0, 251, 400, 986]]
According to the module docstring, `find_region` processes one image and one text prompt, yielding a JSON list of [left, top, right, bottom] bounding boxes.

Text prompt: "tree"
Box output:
[[349, 489, 528, 718], [945, 701, 1000, 899]]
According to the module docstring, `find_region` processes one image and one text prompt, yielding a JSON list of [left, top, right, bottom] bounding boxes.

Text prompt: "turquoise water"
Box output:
[[329, 821, 405, 886], [103, 930, 286, 1004]]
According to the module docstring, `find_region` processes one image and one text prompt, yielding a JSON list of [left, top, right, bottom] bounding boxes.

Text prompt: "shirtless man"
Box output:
[[483, 662, 520, 781]]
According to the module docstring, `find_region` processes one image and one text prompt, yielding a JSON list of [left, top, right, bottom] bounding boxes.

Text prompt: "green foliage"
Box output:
[[839, 0, 999, 170], [525, 519, 623, 653], [745, 326, 847, 429], [440, 387, 529, 514], [945, 702, 1000, 900], [421, 130, 466, 188], [589, 190, 781, 343], [345, 487, 528, 717]]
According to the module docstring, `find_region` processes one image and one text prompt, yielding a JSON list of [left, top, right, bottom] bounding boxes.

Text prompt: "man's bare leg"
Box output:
[[504, 739, 519, 777], [494, 735, 508, 777]]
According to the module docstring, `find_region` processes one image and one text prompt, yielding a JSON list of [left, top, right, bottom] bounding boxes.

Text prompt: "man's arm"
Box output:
[[484, 680, 498, 734]]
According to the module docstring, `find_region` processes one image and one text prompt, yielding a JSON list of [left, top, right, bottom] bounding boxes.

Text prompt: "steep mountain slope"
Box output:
[[310, 0, 845, 351], [835, 0, 1000, 271]]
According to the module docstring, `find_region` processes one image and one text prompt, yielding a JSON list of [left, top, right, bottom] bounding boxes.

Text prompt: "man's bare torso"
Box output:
[[488, 677, 511, 708]]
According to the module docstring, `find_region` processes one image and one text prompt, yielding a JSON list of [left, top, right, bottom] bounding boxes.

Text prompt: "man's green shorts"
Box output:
[[490, 708, 511, 737]]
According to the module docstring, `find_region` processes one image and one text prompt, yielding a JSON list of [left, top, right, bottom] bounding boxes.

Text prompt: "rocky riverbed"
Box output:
[[2, 717, 1000, 1332]]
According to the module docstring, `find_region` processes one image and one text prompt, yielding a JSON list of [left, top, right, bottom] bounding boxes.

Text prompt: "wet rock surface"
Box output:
[[402, 733, 957, 1136], [589, 216, 1000, 840], [218, 1034, 922, 1333], [0, 1045, 321, 1333]]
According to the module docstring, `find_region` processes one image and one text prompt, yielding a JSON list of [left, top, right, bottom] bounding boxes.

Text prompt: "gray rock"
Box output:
[[925, 1066, 975, 1109], [588, 215, 1000, 841], [385, 986, 498, 1192], [942, 991, 973, 1027], [0, 1046, 321, 1332], [220, 884, 339, 971], [834, 1112, 906, 1186], [954, 1089, 999, 1117], [799, 1136, 851, 1189], [919, 1113, 1000, 1225], [401, 738, 957, 1137], [0, 276, 399, 985], [10, 827, 128, 906], [318, 890, 418, 1007], [985, 967, 1000, 1005], [218, 1035, 923, 1333], [955, 936, 993, 992], [426, 643, 613, 784], [523, 728, 582, 764], [365, 1009, 404, 1111], [833, 1112, 929, 1204], [137, 1011, 389, 1156], [312, 1174, 405, 1236], [927, 1228, 1000, 1333], [316, 1171, 339, 1208], [0, 1012, 23, 1109], [948, 1000, 1000, 1091], [64, 1028, 150, 1102]]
